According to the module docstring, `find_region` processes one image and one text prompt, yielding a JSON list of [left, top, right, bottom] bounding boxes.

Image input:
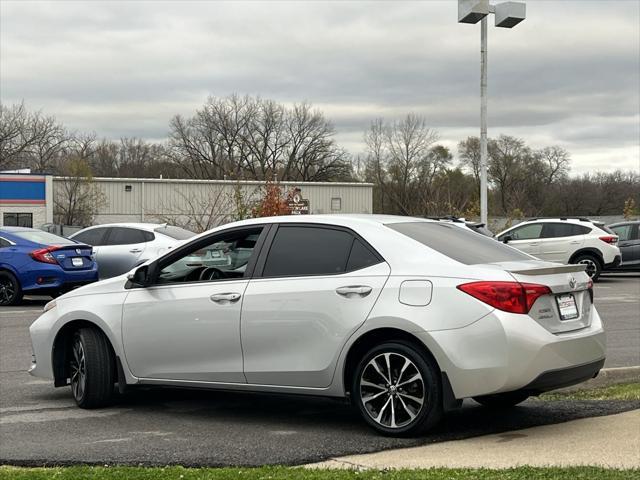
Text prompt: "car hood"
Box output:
[[57, 274, 128, 300]]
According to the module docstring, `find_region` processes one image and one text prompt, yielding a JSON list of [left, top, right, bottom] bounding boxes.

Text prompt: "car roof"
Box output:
[[0, 226, 36, 233], [78, 222, 166, 232], [225, 214, 438, 228], [608, 220, 639, 227]]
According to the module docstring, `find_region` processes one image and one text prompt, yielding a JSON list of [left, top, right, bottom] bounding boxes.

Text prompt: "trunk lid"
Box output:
[[482, 260, 593, 334], [51, 244, 95, 271]]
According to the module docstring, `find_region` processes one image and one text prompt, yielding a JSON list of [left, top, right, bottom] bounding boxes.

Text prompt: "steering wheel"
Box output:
[[199, 267, 225, 281]]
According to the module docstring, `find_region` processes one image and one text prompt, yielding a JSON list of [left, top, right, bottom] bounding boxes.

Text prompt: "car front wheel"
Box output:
[[352, 341, 442, 436], [70, 327, 115, 408], [0, 271, 22, 306]]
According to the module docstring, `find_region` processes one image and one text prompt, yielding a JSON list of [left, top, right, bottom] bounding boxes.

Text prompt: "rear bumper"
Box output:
[[521, 358, 604, 393], [21, 267, 98, 293], [604, 255, 622, 269], [415, 306, 606, 399]]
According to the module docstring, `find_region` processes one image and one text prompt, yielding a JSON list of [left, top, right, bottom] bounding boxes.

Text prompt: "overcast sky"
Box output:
[[1, 0, 639, 174]]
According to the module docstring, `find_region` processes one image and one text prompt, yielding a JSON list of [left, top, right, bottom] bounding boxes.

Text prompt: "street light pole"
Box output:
[[480, 16, 488, 226], [458, 0, 526, 225]]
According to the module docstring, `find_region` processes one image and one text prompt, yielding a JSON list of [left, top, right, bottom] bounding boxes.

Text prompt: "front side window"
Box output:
[[73, 227, 108, 246], [507, 223, 543, 241], [389, 222, 531, 265], [262, 226, 355, 277], [157, 227, 263, 284]]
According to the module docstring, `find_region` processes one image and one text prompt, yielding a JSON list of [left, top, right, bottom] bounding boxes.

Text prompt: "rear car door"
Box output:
[[610, 223, 640, 268], [240, 224, 390, 388], [538, 223, 587, 263], [98, 227, 151, 278], [501, 223, 543, 257]]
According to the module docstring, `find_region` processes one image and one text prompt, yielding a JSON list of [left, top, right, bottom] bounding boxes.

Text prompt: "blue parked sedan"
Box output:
[[0, 227, 98, 306]]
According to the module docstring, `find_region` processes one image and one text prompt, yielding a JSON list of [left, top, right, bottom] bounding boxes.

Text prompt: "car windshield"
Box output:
[[154, 225, 196, 240], [13, 230, 77, 246], [388, 222, 532, 265]]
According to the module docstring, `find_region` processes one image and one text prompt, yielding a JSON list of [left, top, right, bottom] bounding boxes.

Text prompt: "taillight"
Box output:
[[587, 279, 594, 303], [29, 246, 61, 264], [599, 235, 618, 245], [457, 281, 551, 314]]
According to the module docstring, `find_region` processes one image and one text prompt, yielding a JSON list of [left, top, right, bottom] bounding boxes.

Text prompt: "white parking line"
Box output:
[[0, 407, 127, 424]]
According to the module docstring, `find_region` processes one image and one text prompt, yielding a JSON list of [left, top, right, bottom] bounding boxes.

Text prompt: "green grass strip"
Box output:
[[1, 466, 639, 480], [540, 382, 640, 401]]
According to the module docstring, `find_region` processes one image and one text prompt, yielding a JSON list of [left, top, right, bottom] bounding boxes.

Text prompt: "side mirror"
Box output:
[[502, 235, 513, 244], [127, 262, 158, 287]]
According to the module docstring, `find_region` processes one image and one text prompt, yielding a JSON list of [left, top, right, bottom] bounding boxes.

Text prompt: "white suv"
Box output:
[[496, 218, 621, 280]]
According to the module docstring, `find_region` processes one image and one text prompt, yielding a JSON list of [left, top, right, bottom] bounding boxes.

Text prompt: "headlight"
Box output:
[[43, 300, 57, 313]]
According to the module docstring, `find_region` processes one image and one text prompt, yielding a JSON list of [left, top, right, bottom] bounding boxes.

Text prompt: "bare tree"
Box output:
[[54, 157, 107, 226]]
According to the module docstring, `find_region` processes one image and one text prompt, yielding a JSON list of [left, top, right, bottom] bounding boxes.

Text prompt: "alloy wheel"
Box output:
[[359, 352, 426, 429], [0, 277, 15, 305], [70, 338, 87, 401], [578, 258, 597, 278]]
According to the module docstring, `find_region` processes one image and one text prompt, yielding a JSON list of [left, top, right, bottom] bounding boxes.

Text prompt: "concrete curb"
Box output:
[[559, 365, 640, 391]]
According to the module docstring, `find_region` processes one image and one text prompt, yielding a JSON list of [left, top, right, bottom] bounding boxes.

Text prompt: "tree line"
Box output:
[[1, 97, 638, 220]]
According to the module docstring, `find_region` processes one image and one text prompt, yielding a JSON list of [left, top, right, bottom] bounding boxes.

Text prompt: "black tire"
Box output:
[[572, 254, 602, 281], [473, 391, 530, 408], [0, 270, 22, 306], [70, 327, 115, 408], [351, 341, 442, 437]]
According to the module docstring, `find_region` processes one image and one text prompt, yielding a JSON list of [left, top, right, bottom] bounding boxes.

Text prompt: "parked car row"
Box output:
[[0, 223, 195, 305]]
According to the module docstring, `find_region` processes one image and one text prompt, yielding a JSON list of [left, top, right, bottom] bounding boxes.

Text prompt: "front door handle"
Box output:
[[129, 248, 143, 253], [336, 285, 372, 298], [210, 292, 241, 303]]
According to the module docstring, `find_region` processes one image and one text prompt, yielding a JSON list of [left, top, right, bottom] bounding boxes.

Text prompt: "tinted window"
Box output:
[[507, 224, 543, 240], [155, 225, 195, 240], [106, 228, 148, 245], [610, 224, 632, 241], [346, 239, 382, 271], [13, 230, 76, 246], [2, 213, 33, 228], [158, 228, 263, 284], [0, 237, 11, 248], [389, 222, 531, 265], [263, 226, 354, 277], [73, 228, 108, 246], [541, 223, 590, 238]]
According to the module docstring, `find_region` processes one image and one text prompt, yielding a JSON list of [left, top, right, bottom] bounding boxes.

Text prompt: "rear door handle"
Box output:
[[336, 286, 372, 297], [210, 292, 241, 303], [528, 243, 539, 247], [129, 248, 143, 253]]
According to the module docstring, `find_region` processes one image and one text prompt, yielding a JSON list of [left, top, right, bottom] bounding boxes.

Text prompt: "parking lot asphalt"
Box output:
[[0, 272, 638, 466]]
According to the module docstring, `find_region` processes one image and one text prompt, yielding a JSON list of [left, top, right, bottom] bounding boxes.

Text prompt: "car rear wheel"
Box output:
[[573, 254, 602, 281], [473, 391, 530, 408], [0, 271, 22, 306], [351, 342, 442, 437], [70, 327, 115, 408]]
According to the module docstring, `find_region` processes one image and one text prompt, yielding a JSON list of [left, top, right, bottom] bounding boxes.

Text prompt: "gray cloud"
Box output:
[[1, 0, 638, 174]]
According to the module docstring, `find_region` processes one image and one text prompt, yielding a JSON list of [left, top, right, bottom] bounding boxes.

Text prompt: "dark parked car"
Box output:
[[0, 227, 98, 305], [606, 221, 640, 271]]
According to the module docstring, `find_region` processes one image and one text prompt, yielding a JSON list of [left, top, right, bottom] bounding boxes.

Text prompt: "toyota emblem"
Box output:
[[569, 277, 577, 290]]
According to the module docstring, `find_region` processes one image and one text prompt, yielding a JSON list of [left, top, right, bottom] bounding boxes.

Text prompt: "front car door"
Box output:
[[121, 225, 267, 383], [240, 224, 390, 388], [610, 223, 640, 268], [499, 223, 543, 257], [98, 227, 151, 278]]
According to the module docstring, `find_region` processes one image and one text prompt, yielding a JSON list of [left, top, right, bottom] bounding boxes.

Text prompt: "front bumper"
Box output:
[[415, 306, 606, 399]]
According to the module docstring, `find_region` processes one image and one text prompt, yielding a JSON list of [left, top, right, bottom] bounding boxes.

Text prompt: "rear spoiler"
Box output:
[[509, 264, 586, 276]]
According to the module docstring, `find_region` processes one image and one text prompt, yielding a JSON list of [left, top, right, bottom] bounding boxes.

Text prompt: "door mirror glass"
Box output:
[[127, 263, 156, 287], [502, 235, 513, 244]]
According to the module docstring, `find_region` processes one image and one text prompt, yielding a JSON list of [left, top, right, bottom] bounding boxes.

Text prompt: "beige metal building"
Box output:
[[52, 177, 374, 227]]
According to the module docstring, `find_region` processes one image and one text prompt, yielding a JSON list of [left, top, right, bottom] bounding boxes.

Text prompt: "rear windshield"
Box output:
[[388, 222, 532, 265], [13, 231, 76, 246], [154, 225, 196, 240]]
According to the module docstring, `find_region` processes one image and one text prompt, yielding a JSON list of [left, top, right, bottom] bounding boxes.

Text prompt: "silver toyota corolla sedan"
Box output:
[[29, 215, 605, 436]]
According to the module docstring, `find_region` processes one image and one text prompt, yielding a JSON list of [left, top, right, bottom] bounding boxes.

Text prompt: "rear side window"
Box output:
[[155, 225, 195, 240], [541, 223, 590, 238], [0, 237, 12, 248], [106, 227, 150, 245], [262, 226, 354, 277], [13, 230, 76, 245], [388, 222, 531, 265], [73, 227, 108, 246], [346, 239, 382, 271]]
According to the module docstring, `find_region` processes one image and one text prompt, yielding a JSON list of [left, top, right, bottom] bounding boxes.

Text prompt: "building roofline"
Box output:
[[53, 176, 374, 187]]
